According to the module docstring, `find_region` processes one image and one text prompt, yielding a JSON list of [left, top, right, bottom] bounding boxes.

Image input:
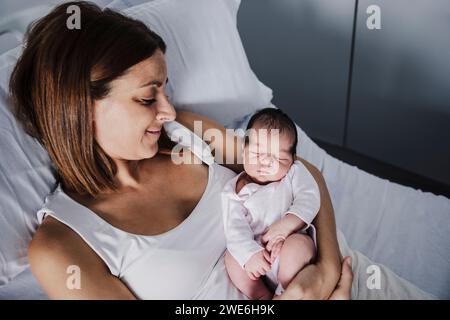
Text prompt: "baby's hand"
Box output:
[[268, 237, 285, 263], [244, 250, 271, 280], [262, 214, 306, 252], [261, 218, 292, 249]]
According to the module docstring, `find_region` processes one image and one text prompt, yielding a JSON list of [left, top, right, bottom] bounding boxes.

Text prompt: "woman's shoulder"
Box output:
[[29, 216, 134, 299], [30, 216, 96, 264], [29, 215, 110, 287], [30, 217, 68, 255]]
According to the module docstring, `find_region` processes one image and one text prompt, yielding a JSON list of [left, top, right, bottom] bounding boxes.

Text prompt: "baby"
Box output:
[[222, 108, 320, 300]]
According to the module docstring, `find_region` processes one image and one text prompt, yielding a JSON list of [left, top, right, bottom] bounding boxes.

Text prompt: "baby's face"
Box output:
[[243, 125, 294, 184]]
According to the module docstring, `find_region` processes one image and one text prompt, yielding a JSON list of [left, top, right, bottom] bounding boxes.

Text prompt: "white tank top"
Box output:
[[36, 121, 248, 300]]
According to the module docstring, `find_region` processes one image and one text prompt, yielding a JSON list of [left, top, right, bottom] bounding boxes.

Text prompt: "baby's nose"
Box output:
[[259, 155, 273, 166]]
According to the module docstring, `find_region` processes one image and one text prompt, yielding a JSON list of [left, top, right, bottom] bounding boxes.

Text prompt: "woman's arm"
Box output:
[[175, 110, 243, 173], [278, 157, 342, 299], [29, 216, 136, 299]]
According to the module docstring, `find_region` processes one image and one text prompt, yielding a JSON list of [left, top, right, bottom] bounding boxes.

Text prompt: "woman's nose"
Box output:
[[155, 93, 176, 123]]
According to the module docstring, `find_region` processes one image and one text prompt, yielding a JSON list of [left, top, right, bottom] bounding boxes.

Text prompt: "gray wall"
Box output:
[[347, 0, 450, 185], [237, 0, 355, 146], [238, 0, 450, 185]]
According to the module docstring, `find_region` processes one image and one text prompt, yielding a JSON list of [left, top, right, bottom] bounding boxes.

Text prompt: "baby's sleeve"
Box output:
[[222, 193, 265, 268], [285, 161, 321, 229]]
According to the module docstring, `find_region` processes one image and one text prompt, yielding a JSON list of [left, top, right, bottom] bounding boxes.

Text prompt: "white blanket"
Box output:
[[294, 123, 450, 298]]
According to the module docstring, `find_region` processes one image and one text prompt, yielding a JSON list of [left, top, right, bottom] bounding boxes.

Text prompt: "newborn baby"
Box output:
[[222, 108, 321, 300]]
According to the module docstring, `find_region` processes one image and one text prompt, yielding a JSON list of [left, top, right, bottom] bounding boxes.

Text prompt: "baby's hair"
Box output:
[[245, 108, 298, 157]]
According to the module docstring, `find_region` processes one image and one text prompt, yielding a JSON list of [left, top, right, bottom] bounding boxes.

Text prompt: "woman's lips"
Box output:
[[145, 130, 161, 137]]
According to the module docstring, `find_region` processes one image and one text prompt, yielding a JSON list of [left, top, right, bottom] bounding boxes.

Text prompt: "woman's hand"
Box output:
[[328, 256, 353, 300], [273, 256, 353, 300]]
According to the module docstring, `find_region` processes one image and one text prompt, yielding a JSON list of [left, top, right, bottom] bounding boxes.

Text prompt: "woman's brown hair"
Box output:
[[9, 1, 166, 197]]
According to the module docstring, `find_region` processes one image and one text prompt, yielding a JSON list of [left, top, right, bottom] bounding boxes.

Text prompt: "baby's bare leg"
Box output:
[[277, 233, 316, 289], [224, 250, 273, 300]]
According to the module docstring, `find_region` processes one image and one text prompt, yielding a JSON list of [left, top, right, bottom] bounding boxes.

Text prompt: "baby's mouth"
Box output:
[[257, 169, 272, 176]]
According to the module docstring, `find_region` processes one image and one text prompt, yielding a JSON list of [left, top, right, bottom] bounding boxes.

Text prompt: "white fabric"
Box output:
[[0, 230, 434, 300], [122, 0, 273, 126], [0, 0, 272, 286], [232, 107, 450, 299], [337, 230, 434, 299], [0, 46, 57, 285], [0, 109, 442, 299], [293, 121, 450, 299], [222, 160, 320, 267], [29, 123, 435, 300], [0, 0, 449, 299], [163, 120, 214, 165], [0, 0, 131, 286], [0, 267, 47, 300], [106, 0, 159, 10], [0, 32, 22, 55], [36, 160, 247, 300]]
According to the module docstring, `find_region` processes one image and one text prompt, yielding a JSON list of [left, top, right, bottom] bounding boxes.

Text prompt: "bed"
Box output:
[[0, 0, 449, 299]]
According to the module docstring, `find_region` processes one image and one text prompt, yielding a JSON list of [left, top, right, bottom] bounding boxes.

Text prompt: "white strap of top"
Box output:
[[163, 120, 215, 165]]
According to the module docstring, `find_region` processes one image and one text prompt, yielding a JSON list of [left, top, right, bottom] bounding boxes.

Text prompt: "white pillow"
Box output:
[[106, 0, 153, 10], [0, 47, 56, 285], [0, 32, 22, 56], [0, 0, 273, 285], [123, 0, 273, 126], [0, 0, 136, 286]]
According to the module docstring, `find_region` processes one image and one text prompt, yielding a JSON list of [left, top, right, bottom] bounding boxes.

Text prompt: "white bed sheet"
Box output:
[[294, 123, 450, 299], [0, 31, 22, 56], [0, 1, 449, 299], [0, 267, 47, 300]]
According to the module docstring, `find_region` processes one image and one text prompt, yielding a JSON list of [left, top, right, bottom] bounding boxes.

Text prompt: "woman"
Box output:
[[9, 2, 352, 299]]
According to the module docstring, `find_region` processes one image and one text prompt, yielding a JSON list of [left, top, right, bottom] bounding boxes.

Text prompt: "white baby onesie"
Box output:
[[222, 160, 321, 290]]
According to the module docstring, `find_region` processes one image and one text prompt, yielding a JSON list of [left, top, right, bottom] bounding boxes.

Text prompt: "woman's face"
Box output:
[[94, 50, 176, 161]]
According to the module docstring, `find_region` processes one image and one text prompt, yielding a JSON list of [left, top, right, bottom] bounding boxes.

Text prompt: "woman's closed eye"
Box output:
[[140, 98, 156, 106]]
